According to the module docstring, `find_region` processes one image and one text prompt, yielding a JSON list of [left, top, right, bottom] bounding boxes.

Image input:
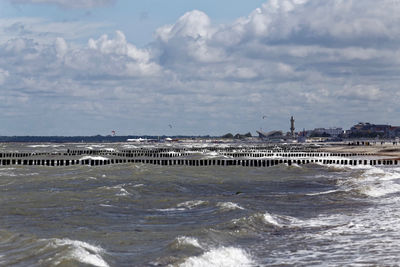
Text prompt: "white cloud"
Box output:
[[8, 0, 115, 8], [338, 85, 382, 101], [0, 68, 10, 85], [1, 0, 400, 134], [87, 31, 161, 76], [55, 37, 68, 58]]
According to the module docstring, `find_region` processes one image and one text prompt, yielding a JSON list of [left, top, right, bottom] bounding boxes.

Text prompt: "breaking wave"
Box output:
[[179, 246, 255, 267], [46, 238, 109, 267], [177, 200, 208, 209], [0, 230, 109, 267], [176, 236, 203, 249], [217, 202, 244, 211]]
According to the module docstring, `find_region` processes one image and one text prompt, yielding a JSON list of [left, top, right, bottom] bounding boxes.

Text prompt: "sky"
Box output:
[[1, 0, 400, 136]]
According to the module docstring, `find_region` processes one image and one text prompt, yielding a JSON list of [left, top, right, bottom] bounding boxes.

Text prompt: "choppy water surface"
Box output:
[[1, 143, 400, 266]]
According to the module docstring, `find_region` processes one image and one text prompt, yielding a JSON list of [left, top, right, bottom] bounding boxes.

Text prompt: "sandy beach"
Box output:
[[321, 142, 400, 158]]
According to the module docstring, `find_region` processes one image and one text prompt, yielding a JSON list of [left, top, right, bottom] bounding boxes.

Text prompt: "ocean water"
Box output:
[[1, 143, 400, 266]]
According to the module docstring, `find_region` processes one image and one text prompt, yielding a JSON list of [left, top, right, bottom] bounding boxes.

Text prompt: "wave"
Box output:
[[79, 156, 110, 161], [122, 144, 138, 149], [289, 163, 302, 168], [100, 183, 133, 197], [116, 187, 131, 197], [176, 236, 203, 249], [46, 238, 109, 267], [112, 184, 132, 197], [312, 164, 400, 199], [0, 230, 109, 267], [155, 207, 186, 212], [27, 144, 64, 148], [217, 202, 244, 211], [306, 189, 340, 196], [155, 200, 208, 213], [351, 166, 400, 198], [263, 211, 281, 227], [230, 210, 336, 232], [177, 200, 208, 209], [179, 246, 255, 267]]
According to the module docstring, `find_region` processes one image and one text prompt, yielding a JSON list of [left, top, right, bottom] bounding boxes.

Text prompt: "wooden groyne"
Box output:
[[0, 158, 397, 167], [0, 146, 397, 167]]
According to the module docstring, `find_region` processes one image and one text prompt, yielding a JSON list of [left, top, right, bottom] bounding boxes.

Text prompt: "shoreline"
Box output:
[[321, 143, 400, 158]]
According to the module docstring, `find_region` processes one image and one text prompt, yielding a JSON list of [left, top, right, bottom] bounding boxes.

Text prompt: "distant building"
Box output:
[[312, 127, 343, 137], [257, 130, 283, 140], [348, 122, 400, 138]]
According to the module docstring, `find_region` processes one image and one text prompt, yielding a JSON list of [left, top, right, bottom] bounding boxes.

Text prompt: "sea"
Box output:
[[1, 142, 400, 266]]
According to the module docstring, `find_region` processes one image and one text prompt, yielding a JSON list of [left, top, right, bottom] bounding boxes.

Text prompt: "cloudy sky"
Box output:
[[1, 0, 400, 136]]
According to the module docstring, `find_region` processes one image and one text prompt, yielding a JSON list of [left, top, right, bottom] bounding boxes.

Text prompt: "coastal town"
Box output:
[[253, 119, 400, 143]]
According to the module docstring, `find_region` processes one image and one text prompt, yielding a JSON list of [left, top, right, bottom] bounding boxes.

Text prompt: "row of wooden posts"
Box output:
[[0, 158, 397, 167], [0, 151, 373, 159]]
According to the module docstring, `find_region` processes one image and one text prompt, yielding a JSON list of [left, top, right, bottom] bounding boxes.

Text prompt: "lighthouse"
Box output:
[[290, 116, 295, 138]]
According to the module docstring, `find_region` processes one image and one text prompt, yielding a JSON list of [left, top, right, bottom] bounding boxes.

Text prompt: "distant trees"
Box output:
[[221, 133, 234, 139]]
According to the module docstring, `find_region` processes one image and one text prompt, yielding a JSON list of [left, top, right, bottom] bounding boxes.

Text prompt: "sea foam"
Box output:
[[179, 246, 254, 267], [217, 202, 244, 211], [48, 238, 109, 267], [79, 156, 110, 161], [177, 200, 207, 209], [176, 236, 203, 249], [358, 166, 400, 198]]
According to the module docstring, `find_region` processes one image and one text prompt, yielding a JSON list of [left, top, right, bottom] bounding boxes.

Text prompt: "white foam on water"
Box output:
[[27, 144, 64, 148], [99, 204, 115, 207], [176, 236, 203, 249], [112, 184, 131, 196], [290, 163, 302, 168], [122, 144, 138, 149], [177, 200, 207, 209], [156, 200, 207, 212], [0, 181, 14, 187], [0, 171, 17, 177], [217, 202, 244, 211], [156, 207, 186, 212], [104, 148, 115, 152], [357, 166, 400, 198], [28, 144, 51, 148], [116, 188, 131, 196], [80, 156, 110, 161], [179, 246, 255, 267], [263, 212, 281, 227], [203, 151, 221, 159], [306, 189, 340, 196], [48, 238, 109, 267], [133, 184, 144, 188]]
